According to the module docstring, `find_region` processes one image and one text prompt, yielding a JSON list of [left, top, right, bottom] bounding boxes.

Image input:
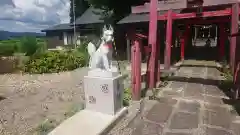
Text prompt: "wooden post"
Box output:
[[127, 38, 131, 61], [180, 38, 185, 61], [164, 10, 173, 70], [135, 39, 141, 100], [131, 38, 142, 101], [194, 27, 197, 42], [219, 23, 225, 61], [230, 3, 239, 73], [232, 32, 240, 99], [181, 24, 190, 61], [131, 44, 136, 100], [148, 0, 158, 89], [235, 35, 240, 99], [157, 31, 161, 83], [234, 62, 240, 99]]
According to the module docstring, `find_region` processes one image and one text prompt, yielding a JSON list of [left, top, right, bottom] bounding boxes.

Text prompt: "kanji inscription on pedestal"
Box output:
[[88, 96, 96, 104], [101, 84, 109, 93]]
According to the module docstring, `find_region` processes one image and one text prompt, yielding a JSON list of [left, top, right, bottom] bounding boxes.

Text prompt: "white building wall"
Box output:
[[63, 32, 68, 45], [76, 32, 81, 45]]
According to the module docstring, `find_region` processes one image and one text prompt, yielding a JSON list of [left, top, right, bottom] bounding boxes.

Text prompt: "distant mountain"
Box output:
[[0, 30, 45, 40]]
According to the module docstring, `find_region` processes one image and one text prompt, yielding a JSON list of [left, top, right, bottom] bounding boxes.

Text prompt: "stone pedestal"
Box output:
[[84, 70, 124, 115]]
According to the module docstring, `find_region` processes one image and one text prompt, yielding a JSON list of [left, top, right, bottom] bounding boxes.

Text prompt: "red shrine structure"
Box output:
[[117, 0, 240, 100]]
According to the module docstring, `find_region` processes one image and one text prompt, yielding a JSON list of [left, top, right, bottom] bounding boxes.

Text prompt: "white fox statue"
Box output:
[[87, 25, 116, 72]]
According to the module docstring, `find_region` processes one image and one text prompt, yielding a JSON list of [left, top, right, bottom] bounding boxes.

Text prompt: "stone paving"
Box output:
[[108, 60, 240, 135]]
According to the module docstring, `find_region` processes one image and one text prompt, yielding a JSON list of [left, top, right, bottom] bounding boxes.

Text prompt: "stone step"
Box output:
[[49, 109, 127, 135], [231, 121, 240, 135]]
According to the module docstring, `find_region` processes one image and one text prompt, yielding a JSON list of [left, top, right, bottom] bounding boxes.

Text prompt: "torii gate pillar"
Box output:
[[164, 10, 173, 69], [148, 0, 158, 89], [230, 3, 239, 73]]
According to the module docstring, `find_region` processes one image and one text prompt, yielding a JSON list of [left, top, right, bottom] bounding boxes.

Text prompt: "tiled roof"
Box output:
[[75, 7, 104, 25]]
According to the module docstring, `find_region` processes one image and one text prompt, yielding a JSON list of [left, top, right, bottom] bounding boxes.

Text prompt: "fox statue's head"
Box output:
[[102, 25, 114, 44]]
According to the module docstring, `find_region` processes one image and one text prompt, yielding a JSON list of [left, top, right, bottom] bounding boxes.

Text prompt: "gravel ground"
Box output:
[[0, 68, 88, 135]]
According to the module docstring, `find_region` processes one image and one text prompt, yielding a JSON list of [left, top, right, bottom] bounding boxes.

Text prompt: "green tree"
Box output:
[[87, 0, 144, 23], [70, 0, 90, 23]]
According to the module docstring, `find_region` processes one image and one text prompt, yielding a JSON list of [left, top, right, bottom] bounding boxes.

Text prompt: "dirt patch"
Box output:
[[0, 68, 88, 135]]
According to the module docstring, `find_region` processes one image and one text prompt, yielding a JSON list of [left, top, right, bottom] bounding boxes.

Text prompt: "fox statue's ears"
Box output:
[[109, 25, 114, 32], [102, 24, 114, 33], [103, 25, 107, 32]]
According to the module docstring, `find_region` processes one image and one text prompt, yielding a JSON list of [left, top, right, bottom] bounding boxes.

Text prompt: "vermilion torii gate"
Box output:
[[120, 0, 240, 100]]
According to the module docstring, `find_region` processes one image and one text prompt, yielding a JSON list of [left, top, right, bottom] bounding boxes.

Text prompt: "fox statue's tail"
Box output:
[[87, 42, 96, 68], [87, 42, 96, 57]]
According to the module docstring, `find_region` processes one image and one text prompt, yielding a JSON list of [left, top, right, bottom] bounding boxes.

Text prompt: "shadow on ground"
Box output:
[[164, 65, 240, 116], [0, 96, 6, 101], [179, 64, 220, 69], [223, 99, 240, 115], [165, 76, 219, 85]]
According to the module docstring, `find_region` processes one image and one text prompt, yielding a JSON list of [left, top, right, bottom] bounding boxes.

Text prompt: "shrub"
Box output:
[[76, 41, 88, 52], [33, 42, 47, 57], [19, 36, 39, 56], [123, 88, 132, 106], [23, 50, 87, 74], [76, 42, 90, 61], [0, 43, 17, 56]]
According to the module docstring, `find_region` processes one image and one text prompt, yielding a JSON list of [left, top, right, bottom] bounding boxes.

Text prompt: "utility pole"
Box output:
[[73, 0, 76, 48]]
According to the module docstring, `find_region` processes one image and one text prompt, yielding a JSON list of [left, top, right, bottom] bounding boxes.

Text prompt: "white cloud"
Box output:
[[0, 0, 70, 32]]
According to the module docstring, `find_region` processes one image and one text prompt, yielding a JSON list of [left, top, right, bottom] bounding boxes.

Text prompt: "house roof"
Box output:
[[75, 7, 104, 25], [41, 23, 73, 32], [117, 13, 149, 24], [118, 9, 181, 24]]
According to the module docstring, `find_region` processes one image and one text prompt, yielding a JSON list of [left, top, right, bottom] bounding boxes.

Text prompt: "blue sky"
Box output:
[[0, 0, 70, 32]]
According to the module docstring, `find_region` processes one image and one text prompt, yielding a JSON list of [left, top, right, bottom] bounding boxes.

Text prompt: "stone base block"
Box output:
[[84, 73, 124, 115]]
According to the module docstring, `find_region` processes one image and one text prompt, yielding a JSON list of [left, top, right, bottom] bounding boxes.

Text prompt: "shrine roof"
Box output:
[[75, 7, 104, 25], [117, 9, 181, 24]]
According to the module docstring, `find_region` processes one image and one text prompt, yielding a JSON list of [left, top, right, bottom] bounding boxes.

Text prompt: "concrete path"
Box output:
[[109, 60, 240, 135]]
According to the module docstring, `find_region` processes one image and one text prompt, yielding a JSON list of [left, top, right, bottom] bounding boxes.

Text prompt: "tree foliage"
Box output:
[[69, 0, 145, 24], [87, 0, 145, 23], [69, 0, 90, 23]]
